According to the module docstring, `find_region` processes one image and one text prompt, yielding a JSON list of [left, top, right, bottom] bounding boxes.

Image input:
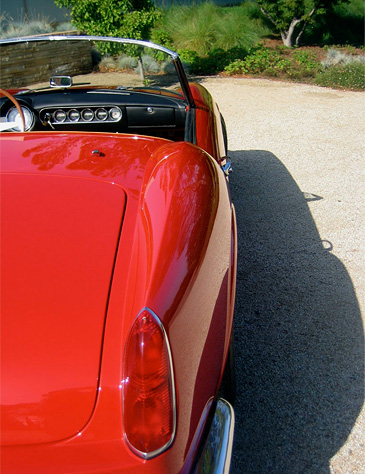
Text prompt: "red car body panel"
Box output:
[[0, 36, 236, 473], [0, 129, 235, 472], [1, 174, 126, 445]]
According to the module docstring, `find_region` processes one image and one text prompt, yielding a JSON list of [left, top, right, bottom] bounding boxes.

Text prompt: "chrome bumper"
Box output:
[[194, 398, 235, 474]]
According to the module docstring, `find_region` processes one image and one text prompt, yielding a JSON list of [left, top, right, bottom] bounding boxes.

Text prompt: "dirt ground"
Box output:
[[201, 76, 364, 474]]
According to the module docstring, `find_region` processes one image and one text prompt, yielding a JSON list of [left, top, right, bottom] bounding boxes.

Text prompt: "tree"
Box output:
[[55, 0, 160, 80], [54, 0, 159, 48], [256, 0, 348, 47]]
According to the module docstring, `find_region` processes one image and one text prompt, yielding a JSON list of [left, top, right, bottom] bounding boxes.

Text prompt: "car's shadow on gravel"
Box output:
[[229, 150, 364, 474]]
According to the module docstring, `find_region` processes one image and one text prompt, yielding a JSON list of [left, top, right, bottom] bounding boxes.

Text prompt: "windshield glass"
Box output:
[[0, 36, 184, 97]]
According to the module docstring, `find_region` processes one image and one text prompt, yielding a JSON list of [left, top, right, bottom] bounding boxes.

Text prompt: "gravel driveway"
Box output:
[[201, 77, 364, 474]]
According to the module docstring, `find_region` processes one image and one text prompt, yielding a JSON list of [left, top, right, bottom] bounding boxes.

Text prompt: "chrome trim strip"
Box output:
[[0, 35, 180, 59], [195, 398, 235, 474]]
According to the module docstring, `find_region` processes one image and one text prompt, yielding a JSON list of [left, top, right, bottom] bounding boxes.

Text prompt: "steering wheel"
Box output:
[[0, 88, 26, 132]]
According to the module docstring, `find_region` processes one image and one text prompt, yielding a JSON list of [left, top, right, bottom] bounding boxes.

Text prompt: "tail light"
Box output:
[[123, 308, 176, 459]]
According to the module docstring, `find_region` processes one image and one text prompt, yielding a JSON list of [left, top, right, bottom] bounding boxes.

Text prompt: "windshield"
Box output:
[[0, 36, 188, 99], [0, 36, 194, 139]]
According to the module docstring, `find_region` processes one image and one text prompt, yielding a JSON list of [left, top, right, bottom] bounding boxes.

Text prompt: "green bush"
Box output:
[[181, 47, 248, 76], [303, 0, 364, 46], [224, 59, 246, 75], [55, 0, 160, 55], [224, 45, 323, 79], [315, 62, 365, 90], [150, 29, 174, 61]]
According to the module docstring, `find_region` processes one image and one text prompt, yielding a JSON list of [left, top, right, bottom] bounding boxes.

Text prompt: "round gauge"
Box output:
[[82, 109, 94, 121], [6, 105, 34, 131], [54, 109, 67, 123], [96, 108, 108, 121], [68, 109, 80, 122], [109, 107, 122, 121]]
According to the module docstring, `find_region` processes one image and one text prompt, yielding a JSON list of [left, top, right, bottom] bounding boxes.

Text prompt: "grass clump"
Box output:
[[0, 20, 51, 38], [321, 48, 365, 67], [157, 2, 268, 58], [0, 17, 76, 39], [315, 60, 365, 90]]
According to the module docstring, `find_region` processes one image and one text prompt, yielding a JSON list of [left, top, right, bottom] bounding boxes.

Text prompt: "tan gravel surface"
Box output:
[[201, 77, 364, 474]]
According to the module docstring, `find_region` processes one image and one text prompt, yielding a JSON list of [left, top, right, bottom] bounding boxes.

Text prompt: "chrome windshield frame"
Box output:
[[0, 35, 195, 108]]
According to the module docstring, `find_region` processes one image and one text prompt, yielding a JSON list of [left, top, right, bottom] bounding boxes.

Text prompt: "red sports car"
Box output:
[[0, 35, 236, 473]]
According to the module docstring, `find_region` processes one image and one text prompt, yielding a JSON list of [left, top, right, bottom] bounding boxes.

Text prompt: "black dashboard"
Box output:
[[1, 88, 187, 140]]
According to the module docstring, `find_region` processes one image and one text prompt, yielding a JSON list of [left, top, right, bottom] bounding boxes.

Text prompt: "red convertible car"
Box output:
[[0, 35, 236, 473]]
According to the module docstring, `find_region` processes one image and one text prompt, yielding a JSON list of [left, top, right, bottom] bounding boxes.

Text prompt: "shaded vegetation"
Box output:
[[303, 0, 364, 46], [315, 61, 365, 89], [0, 0, 363, 90]]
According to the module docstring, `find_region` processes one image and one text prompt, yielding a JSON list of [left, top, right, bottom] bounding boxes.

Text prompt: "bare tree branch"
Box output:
[[260, 6, 281, 29], [295, 7, 317, 46]]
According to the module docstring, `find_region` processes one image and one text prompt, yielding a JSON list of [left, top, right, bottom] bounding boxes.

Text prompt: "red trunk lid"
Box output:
[[1, 173, 126, 445]]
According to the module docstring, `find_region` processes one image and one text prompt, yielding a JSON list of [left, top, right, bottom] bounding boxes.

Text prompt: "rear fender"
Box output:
[[124, 140, 235, 465]]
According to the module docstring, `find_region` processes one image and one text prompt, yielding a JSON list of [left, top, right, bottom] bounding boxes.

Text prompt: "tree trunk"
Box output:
[[259, 5, 317, 48], [138, 56, 145, 83], [23, 0, 30, 23], [295, 8, 316, 46], [282, 18, 302, 48]]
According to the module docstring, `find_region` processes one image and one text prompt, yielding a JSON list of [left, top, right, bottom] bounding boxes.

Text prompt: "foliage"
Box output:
[[224, 44, 322, 79], [179, 47, 248, 76], [0, 20, 49, 38], [256, 0, 348, 47], [97, 52, 165, 75], [0, 17, 74, 39], [150, 29, 174, 61], [158, 2, 268, 57], [315, 62, 365, 90], [55, 0, 160, 55], [302, 0, 364, 45], [321, 49, 365, 68]]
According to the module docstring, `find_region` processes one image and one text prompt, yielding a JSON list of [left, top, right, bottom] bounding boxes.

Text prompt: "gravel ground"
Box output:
[[200, 77, 364, 474]]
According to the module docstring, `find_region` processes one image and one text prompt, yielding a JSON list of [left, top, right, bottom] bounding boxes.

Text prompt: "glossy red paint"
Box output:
[[1, 130, 235, 473], [1, 174, 126, 445], [189, 83, 226, 160]]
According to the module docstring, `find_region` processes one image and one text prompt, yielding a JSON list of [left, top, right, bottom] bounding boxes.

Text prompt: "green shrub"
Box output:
[[55, 0, 160, 55], [315, 62, 365, 90], [184, 47, 248, 76], [224, 45, 323, 79], [224, 59, 246, 75], [99, 55, 117, 71], [116, 54, 138, 70], [303, 0, 364, 46]]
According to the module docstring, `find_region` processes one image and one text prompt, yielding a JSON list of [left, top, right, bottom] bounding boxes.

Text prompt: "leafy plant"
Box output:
[[224, 44, 323, 79], [303, 0, 364, 46], [150, 29, 174, 61], [181, 47, 248, 76], [55, 0, 160, 55], [256, 0, 349, 47], [315, 62, 365, 89], [224, 59, 246, 76]]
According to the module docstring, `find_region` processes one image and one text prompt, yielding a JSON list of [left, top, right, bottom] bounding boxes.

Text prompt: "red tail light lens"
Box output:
[[123, 308, 176, 459]]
